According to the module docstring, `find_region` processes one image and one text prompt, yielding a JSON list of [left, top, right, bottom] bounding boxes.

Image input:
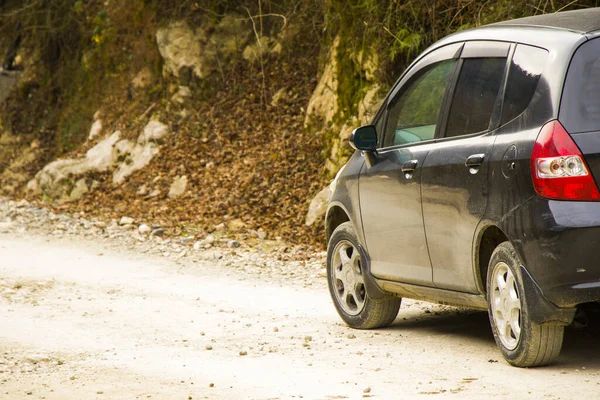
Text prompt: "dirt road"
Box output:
[[1, 234, 600, 399]]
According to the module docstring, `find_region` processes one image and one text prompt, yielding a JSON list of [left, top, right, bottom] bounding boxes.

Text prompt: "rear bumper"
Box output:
[[510, 197, 600, 308], [544, 282, 600, 309]]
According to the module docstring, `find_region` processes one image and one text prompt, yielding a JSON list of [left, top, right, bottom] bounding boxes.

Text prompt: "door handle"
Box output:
[[402, 159, 418, 172], [401, 159, 418, 179], [465, 154, 485, 167], [465, 153, 485, 175]]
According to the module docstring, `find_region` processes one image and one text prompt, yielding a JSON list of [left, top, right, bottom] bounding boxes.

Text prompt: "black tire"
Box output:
[[327, 221, 400, 329], [487, 241, 564, 367]]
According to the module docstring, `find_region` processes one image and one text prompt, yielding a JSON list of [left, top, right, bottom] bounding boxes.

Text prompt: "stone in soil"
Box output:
[[119, 216, 134, 226]]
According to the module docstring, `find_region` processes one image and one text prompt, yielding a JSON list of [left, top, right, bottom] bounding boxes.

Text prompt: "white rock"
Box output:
[[156, 17, 249, 80], [113, 139, 134, 161], [136, 184, 148, 196], [227, 240, 241, 248], [85, 131, 122, 170], [168, 175, 188, 199], [131, 67, 152, 89], [0, 221, 13, 232], [138, 224, 152, 234], [156, 21, 204, 79], [119, 216, 134, 226], [147, 189, 161, 198], [170, 86, 192, 105], [305, 187, 331, 226], [204, 234, 216, 245], [26, 178, 41, 195], [88, 119, 103, 141], [139, 120, 169, 144], [69, 179, 88, 201], [305, 36, 339, 128], [113, 142, 159, 184]]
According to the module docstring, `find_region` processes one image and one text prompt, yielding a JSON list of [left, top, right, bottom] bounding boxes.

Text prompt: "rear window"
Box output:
[[502, 44, 548, 125], [560, 38, 600, 133], [446, 57, 506, 137]]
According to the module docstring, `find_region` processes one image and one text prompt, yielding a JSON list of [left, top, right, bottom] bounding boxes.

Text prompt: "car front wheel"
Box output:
[[327, 221, 401, 329], [487, 241, 564, 367]]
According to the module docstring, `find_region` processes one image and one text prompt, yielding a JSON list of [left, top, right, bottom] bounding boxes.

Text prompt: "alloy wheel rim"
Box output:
[[491, 262, 522, 350], [331, 240, 366, 316]]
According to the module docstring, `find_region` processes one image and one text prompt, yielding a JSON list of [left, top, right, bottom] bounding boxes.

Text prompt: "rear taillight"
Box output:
[[531, 120, 600, 200]]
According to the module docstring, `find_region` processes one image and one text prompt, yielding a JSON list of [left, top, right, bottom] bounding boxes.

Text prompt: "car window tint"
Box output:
[[384, 59, 456, 147], [374, 109, 385, 147], [445, 57, 506, 137], [560, 37, 600, 133], [502, 45, 547, 125]]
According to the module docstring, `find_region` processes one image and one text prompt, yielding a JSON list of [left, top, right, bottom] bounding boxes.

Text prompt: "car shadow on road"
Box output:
[[386, 305, 600, 368], [559, 327, 600, 368], [390, 307, 494, 345]]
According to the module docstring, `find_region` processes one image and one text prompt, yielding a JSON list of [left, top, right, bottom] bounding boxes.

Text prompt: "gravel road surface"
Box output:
[[1, 200, 600, 399]]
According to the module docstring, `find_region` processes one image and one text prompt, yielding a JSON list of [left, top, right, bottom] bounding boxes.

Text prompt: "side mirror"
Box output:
[[350, 125, 378, 152]]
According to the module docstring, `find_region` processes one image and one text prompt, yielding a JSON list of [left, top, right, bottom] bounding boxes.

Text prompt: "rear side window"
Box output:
[[502, 44, 548, 125], [560, 38, 600, 133], [445, 57, 506, 137]]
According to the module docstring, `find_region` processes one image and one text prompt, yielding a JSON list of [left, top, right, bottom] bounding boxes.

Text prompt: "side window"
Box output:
[[502, 45, 547, 125], [445, 57, 507, 137], [383, 59, 456, 147]]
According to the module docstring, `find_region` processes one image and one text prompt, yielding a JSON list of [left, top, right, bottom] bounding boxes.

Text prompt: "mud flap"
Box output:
[[519, 265, 576, 325], [357, 244, 387, 300]]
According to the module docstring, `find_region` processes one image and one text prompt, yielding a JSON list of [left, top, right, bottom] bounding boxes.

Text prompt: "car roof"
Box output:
[[491, 8, 600, 34], [428, 9, 598, 54]]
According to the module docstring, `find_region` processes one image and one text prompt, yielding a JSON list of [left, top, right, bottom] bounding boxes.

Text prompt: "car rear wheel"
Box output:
[[487, 242, 564, 367], [327, 221, 401, 329]]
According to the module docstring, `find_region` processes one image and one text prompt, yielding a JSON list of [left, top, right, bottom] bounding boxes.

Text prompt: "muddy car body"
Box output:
[[325, 9, 600, 367]]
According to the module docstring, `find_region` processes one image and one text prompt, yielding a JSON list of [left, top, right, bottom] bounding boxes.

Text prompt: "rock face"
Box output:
[[304, 36, 339, 129], [69, 178, 89, 201], [27, 120, 169, 202], [156, 16, 250, 80], [305, 187, 331, 226], [304, 36, 384, 176], [88, 111, 104, 141]]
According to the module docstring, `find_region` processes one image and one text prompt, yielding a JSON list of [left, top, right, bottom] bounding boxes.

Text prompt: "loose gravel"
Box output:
[[0, 197, 327, 289]]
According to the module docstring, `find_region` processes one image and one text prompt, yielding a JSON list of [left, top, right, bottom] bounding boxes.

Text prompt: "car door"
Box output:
[[359, 43, 462, 285], [420, 41, 511, 292]]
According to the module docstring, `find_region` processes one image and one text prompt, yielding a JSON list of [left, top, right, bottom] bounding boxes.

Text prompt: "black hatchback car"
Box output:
[[325, 9, 600, 367]]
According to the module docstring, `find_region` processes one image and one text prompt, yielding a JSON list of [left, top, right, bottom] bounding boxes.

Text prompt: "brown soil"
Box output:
[[47, 32, 329, 246]]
